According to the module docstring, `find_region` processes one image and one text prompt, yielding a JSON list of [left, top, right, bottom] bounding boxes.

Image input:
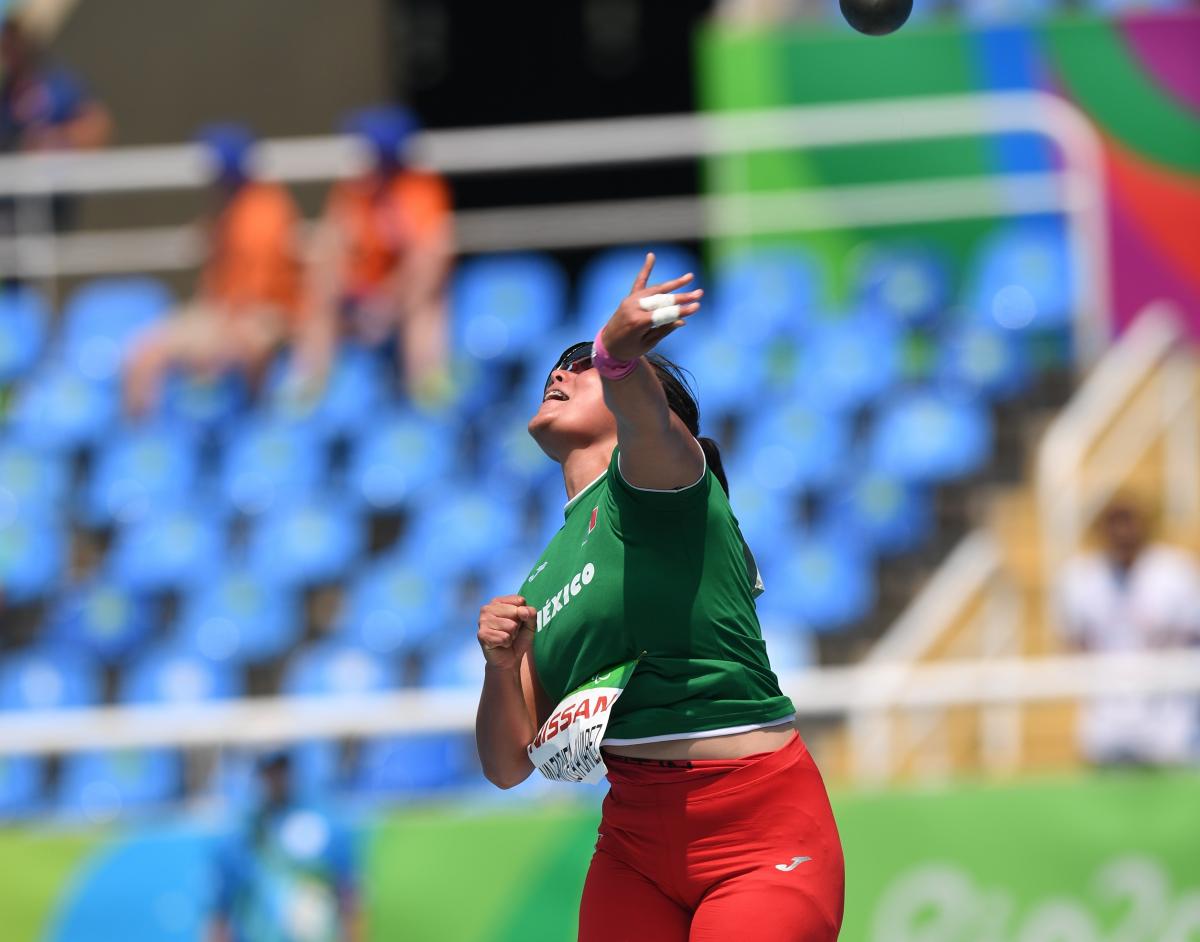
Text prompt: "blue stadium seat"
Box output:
[[122, 646, 242, 704], [727, 480, 803, 565], [477, 403, 559, 495], [711, 246, 823, 346], [348, 409, 456, 511], [795, 314, 901, 412], [219, 418, 325, 516], [357, 734, 472, 795], [735, 403, 851, 494], [0, 440, 69, 514], [0, 507, 66, 601], [438, 350, 507, 418], [479, 543, 545, 603], [177, 568, 300, 665], [0, 287, 48, 384], [0, 645, 101, 710], [282, 642, 397, 696], [0, 755, 43, 818], [8, 363, 118, 451], [757, 619, 816, 677], [211, 743, 347, 803], [761, 535, 875, 632], [160, 370, 248, 429], [109, 504, 224, 594], [246, 497, 364, 586], [937, 324, 1031, 401], [576, 244, 700, 326], [337, 552, 456, 656], [60, 277, 173, 382], [869, 389, 993, 483], [266, 343, 389, 439], [967, 221, 1073, 331], [452, 253, 568, 361], [83, 425, 200, 526], [48, 576, 153, 664], [820, 472, 933, 557], [850, 242, 952, 327], [668, 323, 767, 417], [422, 640, 485, 690], [406, 484, 521, 576], [58, 750, 181, 818]]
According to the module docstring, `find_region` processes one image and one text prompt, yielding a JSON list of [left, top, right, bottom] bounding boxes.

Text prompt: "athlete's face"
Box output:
[[528, 341, 617, 460]]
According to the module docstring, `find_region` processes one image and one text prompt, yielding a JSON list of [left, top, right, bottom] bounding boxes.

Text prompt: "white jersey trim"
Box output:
[[564, 470, 606, 514], [602, 713, 796, 746], [616, 442, 707, 494]]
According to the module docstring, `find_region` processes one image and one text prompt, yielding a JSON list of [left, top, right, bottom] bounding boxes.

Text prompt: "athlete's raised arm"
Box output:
[[596, 253, 706, 490]]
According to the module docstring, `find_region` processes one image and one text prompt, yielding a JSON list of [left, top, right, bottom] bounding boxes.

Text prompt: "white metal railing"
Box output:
[[2, 649, 1199, 758], [1037, 304, 1200, 631], [847, 530, 1024, 782], [0, 91, 1111, 365]]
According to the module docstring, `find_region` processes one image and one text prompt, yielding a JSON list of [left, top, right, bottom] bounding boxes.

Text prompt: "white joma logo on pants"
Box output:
[[775, 856, 812, 872]]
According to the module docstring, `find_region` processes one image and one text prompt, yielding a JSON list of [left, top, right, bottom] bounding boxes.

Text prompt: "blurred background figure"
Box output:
[[0, 13, 110, 239], [1056, 496, 1200, 767], [0, 14, 110, 157], [123, 124, 306, 418], [211, 751, 363, 942], [307, 106, 453, 406]]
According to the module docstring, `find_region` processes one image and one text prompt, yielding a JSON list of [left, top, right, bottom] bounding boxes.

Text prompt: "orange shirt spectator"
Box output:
[[201, 179, 302, 319], [307, 107, 453, 404], [325, 170, 451, 303], [123, 125, 309, 418]]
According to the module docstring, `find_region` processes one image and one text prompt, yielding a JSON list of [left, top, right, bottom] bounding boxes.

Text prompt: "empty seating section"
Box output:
[[0, 222, 1075, 813]]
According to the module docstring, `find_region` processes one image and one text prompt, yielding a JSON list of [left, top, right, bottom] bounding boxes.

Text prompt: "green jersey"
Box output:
[[526, 447, 795, 744]]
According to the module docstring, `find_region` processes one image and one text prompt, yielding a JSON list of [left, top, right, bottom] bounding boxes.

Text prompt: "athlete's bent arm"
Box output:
[[475, 594, 542, 789], [597, 253, 705, 489]]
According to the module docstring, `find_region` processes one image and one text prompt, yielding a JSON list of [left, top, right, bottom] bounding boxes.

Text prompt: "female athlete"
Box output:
[[475, 253, 845, 941]]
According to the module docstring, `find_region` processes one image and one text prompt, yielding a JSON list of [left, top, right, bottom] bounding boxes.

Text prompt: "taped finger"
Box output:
[[650, 304, 682, 327], [638, 293, 676, 312]]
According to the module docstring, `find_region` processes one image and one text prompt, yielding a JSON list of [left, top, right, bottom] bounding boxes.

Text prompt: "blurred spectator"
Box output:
[[0, 14, 112, 242], [123, 125, 308, 417], [0, 16, 111, 156], [211, 750, 362, 942], [1056, 496, 1200, 767], [307, 106, 453, 405]]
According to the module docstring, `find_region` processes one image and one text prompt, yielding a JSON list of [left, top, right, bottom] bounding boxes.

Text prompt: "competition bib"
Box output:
[[527, 659, 638, 784]]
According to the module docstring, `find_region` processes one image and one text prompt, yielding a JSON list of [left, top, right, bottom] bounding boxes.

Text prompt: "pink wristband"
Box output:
[[592, 327, 639, 381]]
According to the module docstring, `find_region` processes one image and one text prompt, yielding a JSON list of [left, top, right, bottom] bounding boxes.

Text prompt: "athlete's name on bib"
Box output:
[[535, 561, 596, 633], [535, 723, 605, 783], [527, 659, 637, 785]]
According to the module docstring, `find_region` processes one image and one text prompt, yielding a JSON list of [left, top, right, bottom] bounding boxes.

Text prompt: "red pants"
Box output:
[[579, 733, 844, 941]]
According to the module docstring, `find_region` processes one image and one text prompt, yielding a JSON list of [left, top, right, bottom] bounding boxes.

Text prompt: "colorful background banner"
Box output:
[[697, 11, 1200, 338]]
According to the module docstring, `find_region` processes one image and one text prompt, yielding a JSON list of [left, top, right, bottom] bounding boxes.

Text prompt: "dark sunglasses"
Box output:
[[544, 341, 593, 391]]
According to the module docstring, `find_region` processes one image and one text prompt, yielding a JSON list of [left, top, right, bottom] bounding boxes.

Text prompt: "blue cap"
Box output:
[[196, 123, 256, 185], [343, 105, 419, 169]]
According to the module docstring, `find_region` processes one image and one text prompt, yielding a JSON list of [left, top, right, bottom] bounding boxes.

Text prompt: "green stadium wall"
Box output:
[[7, 771, 1200, 941]]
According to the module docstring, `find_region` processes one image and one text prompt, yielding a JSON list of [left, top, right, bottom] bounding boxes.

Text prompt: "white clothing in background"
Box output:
[[1056, 544, 1200, 765]]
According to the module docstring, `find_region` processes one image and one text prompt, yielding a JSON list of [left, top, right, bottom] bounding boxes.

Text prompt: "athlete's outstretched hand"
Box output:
[[598, 252, 703, 362], [477, 594, 536, 672]]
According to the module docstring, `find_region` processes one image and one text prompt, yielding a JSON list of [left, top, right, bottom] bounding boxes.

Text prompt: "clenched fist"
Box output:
[[477, 594, 537, 672]]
